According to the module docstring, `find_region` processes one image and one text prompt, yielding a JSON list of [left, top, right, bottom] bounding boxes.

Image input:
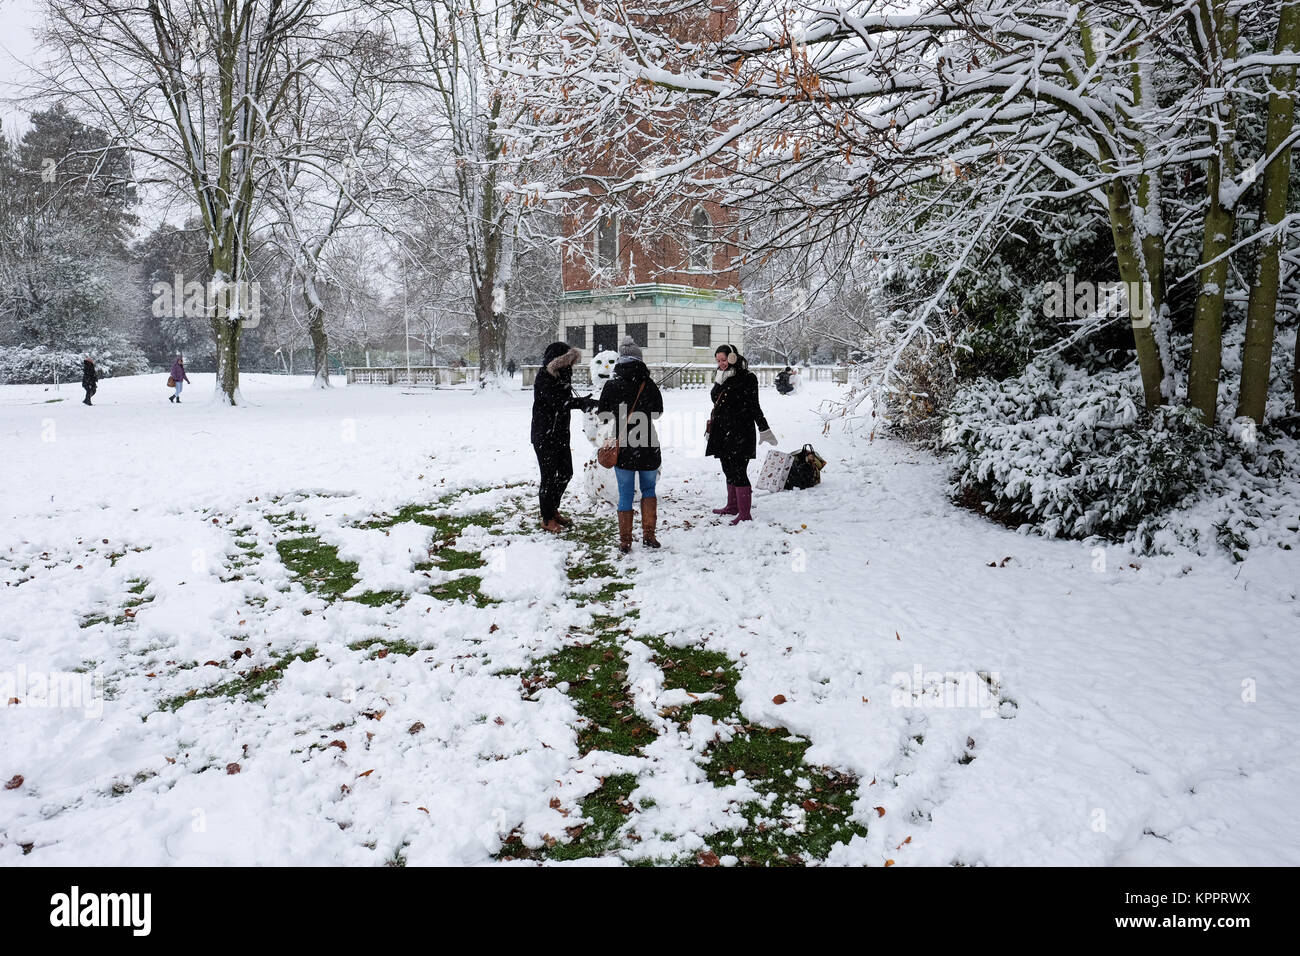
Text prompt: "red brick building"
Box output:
[[559, 3, 745, 363]]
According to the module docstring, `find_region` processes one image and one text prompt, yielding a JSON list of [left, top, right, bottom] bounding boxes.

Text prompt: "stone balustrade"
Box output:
[[346, 364, 849, 388]]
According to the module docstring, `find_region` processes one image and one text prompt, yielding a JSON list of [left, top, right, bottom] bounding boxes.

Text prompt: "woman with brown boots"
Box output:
[[597, 336, 664, 553], [706, 344, 777, 523]]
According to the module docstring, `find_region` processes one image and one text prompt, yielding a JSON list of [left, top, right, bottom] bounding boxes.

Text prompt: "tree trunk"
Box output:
[[475, 176, 507, 379], [474, 283, 506, 379], [308, 303, 330, 388], [1077, 11, 1167, 409], [1238, 1, 1300, 423], [1105, 177, 1167, 410], [213, 316, 241, 405], [1129, 42, 1173, 407], [210, 248, 241, 405], [1188, 1, 1239, 423]]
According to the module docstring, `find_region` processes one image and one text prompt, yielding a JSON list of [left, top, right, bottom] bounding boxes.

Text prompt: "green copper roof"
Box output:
[[562, 283, 744, 310]]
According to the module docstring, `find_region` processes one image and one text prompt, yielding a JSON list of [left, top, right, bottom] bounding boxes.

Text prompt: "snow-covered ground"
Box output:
[[1, 373, 1297, 865]]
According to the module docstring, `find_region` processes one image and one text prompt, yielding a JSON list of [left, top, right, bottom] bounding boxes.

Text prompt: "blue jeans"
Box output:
[[614, 468, 657, 511]]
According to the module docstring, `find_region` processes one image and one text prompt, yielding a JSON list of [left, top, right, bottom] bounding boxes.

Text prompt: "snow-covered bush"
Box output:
[[942, 359, 1219, 539], [0, 340, 150, 384], [942, 356, 1300, 556]]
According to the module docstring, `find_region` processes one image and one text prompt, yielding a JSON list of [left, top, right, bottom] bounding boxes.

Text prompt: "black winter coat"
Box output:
[[706, 368, 769, 461], [81, 361, 98, 392], [531, 346, 591, 450], [597, 360, 663, 471]]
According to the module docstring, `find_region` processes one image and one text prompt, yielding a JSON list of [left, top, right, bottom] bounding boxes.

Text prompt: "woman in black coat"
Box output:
[[81, 357, 98, 406], [531, 341, 596, 532], [597, 336, 664, 553], [706, 344, 777, 523]]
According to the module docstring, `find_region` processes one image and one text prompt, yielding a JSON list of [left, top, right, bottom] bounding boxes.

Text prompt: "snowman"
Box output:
[[582, 350, 629, 506]]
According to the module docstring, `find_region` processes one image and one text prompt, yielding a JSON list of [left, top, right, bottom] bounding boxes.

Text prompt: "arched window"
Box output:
[[689, 207, 710, 272]]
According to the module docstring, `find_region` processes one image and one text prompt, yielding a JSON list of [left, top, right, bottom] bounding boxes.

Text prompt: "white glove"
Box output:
[[759, 429, 778, 446]]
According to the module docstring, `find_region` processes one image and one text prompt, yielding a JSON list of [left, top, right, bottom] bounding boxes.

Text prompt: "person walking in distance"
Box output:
[[706, 344, 777, 523], [81, 356, 98, 406], [531, 342, 597, 533], [598, 335, 664, 554], [168, 355, 191, 403]]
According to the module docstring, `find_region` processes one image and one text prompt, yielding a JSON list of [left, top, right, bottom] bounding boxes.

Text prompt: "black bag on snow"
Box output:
[[784, 444, 827, 490]]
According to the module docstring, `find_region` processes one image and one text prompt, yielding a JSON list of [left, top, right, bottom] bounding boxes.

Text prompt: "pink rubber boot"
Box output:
[[712, 484, 738, 515], [730, 486, 753, 524]]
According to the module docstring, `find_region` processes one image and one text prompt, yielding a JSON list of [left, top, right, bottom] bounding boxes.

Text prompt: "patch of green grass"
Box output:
[[524, 638, 654, 758], [348, 637, 421, 658], [696, 764, 868, 868], [648, 640, 741, 723], [592, 580, 633, 602], [428, 574, 496, 607], [589, 613, 630, 635], [275, 536, 359, 600], [642, 638, 869, 865], [353, 589, 406, 607], [434, 548, 486, 571], [157, 647, 320, 713], [358, 494, 497, 540], [497, 773, 639, 862]]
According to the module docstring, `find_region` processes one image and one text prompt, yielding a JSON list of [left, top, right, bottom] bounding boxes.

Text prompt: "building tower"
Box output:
[[558, 4, 744, 365]]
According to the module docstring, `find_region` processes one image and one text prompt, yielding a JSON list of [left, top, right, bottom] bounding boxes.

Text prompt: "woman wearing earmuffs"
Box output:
[[706, 344, 778, 523]]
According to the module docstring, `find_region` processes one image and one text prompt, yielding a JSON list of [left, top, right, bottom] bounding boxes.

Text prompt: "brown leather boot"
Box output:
[[617, 510, 634, 554], [640, 497, 660, 548]]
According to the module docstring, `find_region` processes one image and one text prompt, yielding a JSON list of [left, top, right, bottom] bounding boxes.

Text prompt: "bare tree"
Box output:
[[375, 0, 552, 383], [39, 0, 325, 403], [264, 23, 407, 387]]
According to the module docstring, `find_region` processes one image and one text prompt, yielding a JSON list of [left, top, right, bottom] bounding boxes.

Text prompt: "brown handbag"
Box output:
[[597, 381, 646, 469]]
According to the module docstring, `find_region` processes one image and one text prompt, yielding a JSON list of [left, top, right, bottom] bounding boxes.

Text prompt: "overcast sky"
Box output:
[[0, 0, 180, 231], [0, 0, 44, 136]]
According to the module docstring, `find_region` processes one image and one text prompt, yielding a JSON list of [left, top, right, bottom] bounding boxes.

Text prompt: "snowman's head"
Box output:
[[591, 350, 618, 386]]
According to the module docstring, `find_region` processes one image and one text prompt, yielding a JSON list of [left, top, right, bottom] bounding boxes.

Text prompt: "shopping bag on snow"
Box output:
[[756, 449, 795, 492], [785, 444, 827, 490]]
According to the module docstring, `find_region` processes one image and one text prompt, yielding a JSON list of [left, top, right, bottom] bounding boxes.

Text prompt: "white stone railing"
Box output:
[[520, 363, 848, 388], [348, 363, 849, 388], [346, 366, 480, 386]]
